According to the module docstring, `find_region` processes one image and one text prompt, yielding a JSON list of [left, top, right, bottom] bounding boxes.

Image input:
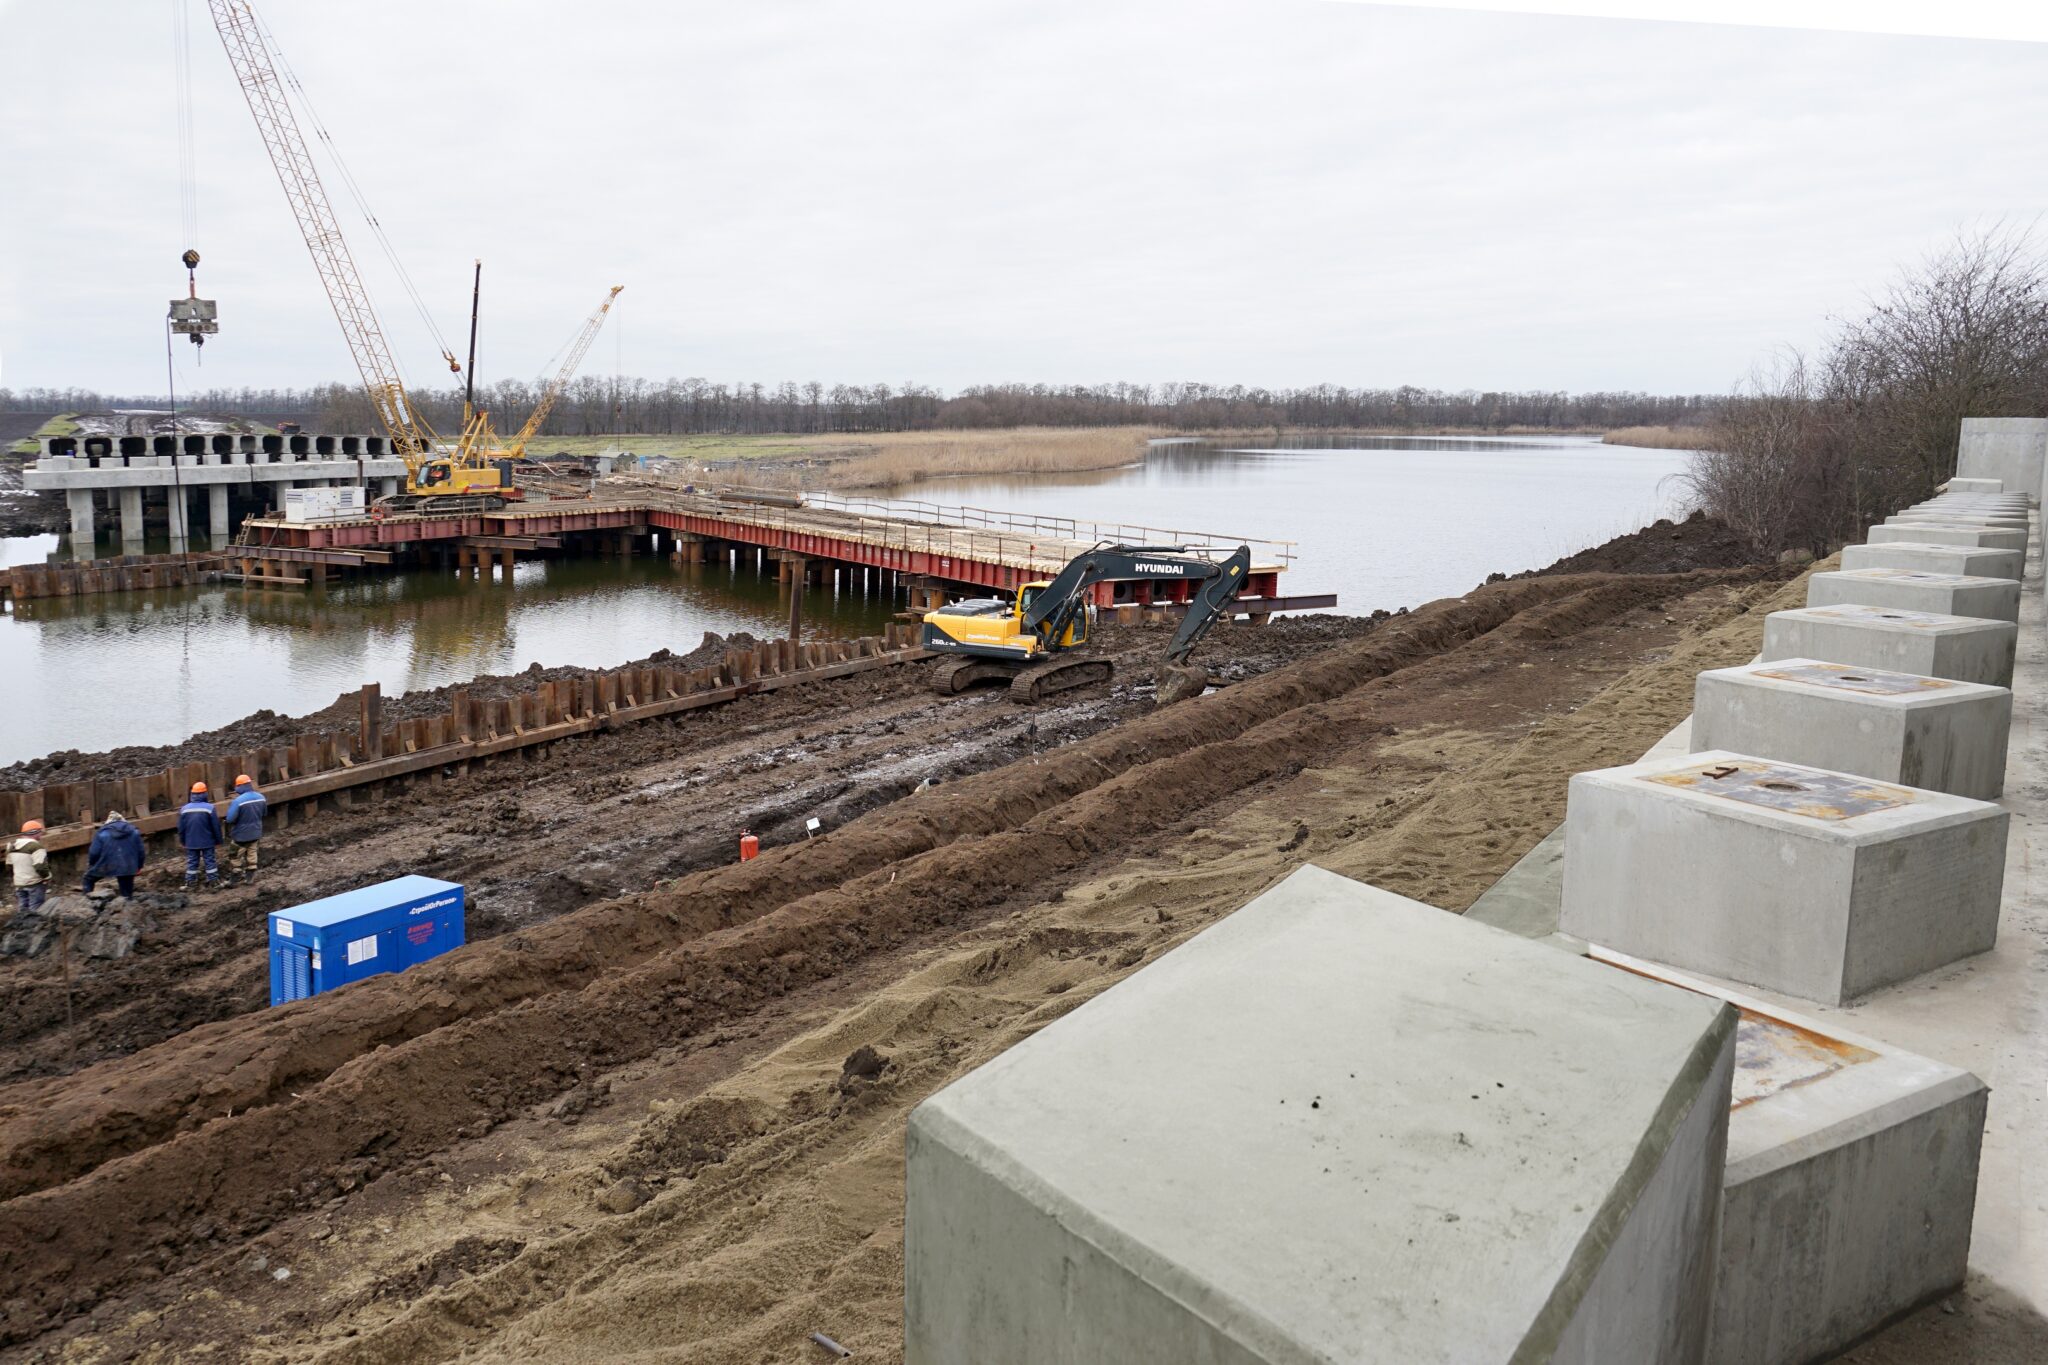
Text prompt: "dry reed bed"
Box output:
[[809, 427, 1158, 490], [1603, 425, 1715, 450]]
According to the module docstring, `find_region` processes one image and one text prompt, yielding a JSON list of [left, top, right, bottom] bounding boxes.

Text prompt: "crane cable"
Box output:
[[246, 4, 459, 388], [172, 0, 199, 255]]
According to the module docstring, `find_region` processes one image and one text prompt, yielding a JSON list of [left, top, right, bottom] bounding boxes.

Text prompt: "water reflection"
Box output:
[[887, 434, 1692, 614]]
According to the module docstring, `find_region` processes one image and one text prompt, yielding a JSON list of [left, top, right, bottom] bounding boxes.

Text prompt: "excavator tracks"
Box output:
[[1008, 656, 1114, 703], [931, 658, 1020, 695]]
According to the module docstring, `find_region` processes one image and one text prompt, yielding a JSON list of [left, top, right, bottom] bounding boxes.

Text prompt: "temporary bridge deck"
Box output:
[[231, 484, 1330, 616]]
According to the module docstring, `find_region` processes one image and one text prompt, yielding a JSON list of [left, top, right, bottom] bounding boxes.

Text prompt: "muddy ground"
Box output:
[[0, 531, 2014, 1362], [0, 617, 1370, 1085], [0, 557, 1785, 1359]]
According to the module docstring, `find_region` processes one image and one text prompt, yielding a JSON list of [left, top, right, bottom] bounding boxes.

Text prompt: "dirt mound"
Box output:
[[1497, 510, 1756, 581], [0, 631, 766, 792], [0, 567, 1791, 1346]]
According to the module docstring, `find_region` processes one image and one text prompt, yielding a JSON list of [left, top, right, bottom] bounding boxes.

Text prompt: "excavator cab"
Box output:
[[1016, 583, 1089, 647]]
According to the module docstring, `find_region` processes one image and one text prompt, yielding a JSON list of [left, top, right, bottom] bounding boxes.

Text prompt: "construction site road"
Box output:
[[0, 520, 1818, 1361]]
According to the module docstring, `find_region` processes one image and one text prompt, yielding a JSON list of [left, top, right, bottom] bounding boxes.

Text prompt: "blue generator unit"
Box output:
[[268, 875, 466, 1006]]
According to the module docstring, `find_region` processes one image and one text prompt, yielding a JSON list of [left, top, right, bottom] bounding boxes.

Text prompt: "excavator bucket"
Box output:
[[1155, 663, 1211, 706]]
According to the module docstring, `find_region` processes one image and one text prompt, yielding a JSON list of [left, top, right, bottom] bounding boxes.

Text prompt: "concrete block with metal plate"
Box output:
[[1693, 659, 2010, 799], [1559, 751, 2005, 1006], [1886, 508, 2028, 528], [1761, 604, 2015, 687], [1887, 502, 2027, 520], [1806, 568, 2020, 623], [905, 865, 1737, 1365], [1839, 542, 2023, 582], [1590, 949, 1987, 1365], [1866, 523, 2027, 552], [1956, 416, 2048, 505]]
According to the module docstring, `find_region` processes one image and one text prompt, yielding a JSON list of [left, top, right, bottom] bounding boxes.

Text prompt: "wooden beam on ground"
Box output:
[[26, 646, 933, 853]]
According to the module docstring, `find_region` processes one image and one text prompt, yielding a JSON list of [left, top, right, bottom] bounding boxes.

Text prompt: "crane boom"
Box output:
[[205, 0, 436, 464], [505, 286, 624, 455]]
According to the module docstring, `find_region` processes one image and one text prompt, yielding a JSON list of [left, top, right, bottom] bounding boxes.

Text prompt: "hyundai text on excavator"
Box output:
[[922, 543, 1252, 704]]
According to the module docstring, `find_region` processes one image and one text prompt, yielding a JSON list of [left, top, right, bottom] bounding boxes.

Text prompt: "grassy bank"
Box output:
[[565, 423, 1648, 490], [6, 414, 79, 458], [1602, 424, 1712, 450]]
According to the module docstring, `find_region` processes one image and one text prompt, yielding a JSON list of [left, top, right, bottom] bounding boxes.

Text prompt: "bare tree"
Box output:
[[1689, 226, 2048, 557]]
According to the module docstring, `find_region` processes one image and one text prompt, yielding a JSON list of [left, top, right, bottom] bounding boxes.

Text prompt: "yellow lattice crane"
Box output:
[[206, 1, 541, 513]]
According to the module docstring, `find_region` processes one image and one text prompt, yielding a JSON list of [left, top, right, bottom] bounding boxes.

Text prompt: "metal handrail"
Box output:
[[789, 489, 1296, 566]]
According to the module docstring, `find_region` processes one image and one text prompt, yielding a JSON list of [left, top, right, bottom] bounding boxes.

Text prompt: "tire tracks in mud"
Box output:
[[0, 569, 1774, 1344]]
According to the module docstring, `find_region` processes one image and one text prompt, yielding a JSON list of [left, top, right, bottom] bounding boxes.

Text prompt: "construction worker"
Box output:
[[8, 820, 50, 914], [83, 811, 146, 900], [223, 775, 268, 885], [178, 782, 225, 891]]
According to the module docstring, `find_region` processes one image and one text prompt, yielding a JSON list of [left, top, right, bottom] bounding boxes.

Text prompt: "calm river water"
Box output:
[[0, 435, 1688, 763]]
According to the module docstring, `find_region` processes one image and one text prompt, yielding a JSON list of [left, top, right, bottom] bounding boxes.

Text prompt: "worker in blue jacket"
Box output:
[[223, 774, 268, 885], [178, 781, 225, 891], [83, 811, 147, 899]]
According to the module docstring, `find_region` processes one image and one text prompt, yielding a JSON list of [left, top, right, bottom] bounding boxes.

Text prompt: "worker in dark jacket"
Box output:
[[83, 811, 146, 899], [223, 775, 267, 885], [178, 782, 224, 890]]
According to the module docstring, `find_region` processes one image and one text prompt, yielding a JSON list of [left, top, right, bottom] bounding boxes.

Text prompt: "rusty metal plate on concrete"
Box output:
[[1642, 760, 1913, 821], [1805, 605, 1956, 629], [1753, 662, 1954, 696], [1847, 568, 1975, 584], [1730, 1010, 1878, 1109]]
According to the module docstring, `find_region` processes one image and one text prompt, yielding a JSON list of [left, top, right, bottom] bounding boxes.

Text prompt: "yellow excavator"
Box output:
[[205, 1, 618, 515], [924, 543, 1250, 703]]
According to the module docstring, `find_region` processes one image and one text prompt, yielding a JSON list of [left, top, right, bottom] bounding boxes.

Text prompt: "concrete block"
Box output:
[[906, 865, 1738, 1365], [1806, 569, 2020, 624], [1839, 542, 2022, 582], [1559, 751, 2005, 1005], [1693, 658, 2010, 799], [1956, 416, 2048, 505], [1589, 950, 1986, 1365], [1866, 523, 2026, 552], [1944, 476, 2003, 494], [1886, 510, 2027, 529], [1761, 604, 2016, 687]]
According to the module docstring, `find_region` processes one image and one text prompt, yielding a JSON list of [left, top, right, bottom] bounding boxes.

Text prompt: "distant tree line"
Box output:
[[1684, 227, 2048, 557], [2, 378, 1717, 437]]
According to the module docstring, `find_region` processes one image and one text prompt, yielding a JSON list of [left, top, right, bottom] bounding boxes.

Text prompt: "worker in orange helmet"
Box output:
[[7, 820, 50, 914], [223, 774, 268, 886], [178, 782, 225, 891]]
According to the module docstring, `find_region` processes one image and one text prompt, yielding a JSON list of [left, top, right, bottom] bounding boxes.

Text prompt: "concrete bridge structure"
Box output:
[[23, 431, 408, 547]]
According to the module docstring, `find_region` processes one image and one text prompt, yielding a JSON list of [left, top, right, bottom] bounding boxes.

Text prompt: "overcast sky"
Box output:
[[0, 0, 2043, 399]]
